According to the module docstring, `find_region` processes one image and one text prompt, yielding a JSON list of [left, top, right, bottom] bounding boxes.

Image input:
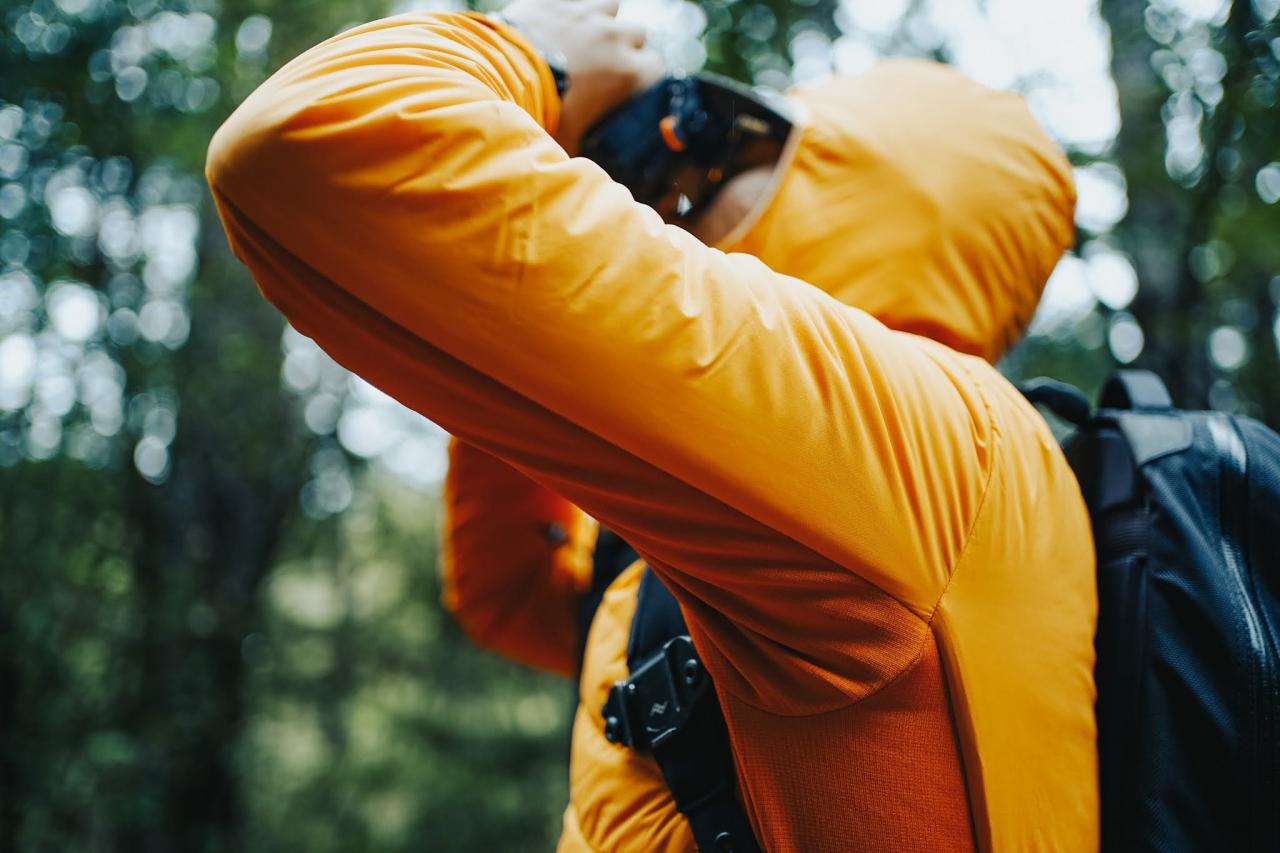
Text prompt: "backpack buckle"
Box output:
[[601, 635, 709, 750]]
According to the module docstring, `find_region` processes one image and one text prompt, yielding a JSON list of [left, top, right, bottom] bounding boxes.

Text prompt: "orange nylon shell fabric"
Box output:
[[562, 560, 694, 852], [206, 12, 1098, 851], [717, 60, 1077, 363], [563, 559, 975, 853], [442, 436, 597, 676]]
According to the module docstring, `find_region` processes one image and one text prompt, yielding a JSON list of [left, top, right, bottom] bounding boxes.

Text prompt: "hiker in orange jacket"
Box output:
[[206, 0, 1097, 849]]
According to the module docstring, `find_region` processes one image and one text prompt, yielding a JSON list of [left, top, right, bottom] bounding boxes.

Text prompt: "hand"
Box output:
[[501, 0, 664, 154]]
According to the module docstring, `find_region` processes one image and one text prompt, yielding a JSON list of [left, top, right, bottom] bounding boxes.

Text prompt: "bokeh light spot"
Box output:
[[47, 282, 102, 342], [1108, 313, 1145, 363], [116, 66, 149, 103], [133, 434, 170, 483], [236, 15, 273, 57], [1085, 247, 1139, 310], [49, 186, 99, 238], [1255, 162, 1280, 204], [1208, 325, 1249, 370], [0, 333, 37, 410], [1074, 163, 1129, 233]]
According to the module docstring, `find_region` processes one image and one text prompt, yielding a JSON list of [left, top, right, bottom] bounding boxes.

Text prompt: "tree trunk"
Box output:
[[1101, 0, 1267, 412]]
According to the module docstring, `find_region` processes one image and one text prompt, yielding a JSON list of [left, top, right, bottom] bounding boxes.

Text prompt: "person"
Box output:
[[205, 0, 1097, 849]]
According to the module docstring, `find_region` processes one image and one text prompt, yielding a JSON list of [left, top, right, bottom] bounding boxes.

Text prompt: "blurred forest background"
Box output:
[[1, 0, 1277, 849]]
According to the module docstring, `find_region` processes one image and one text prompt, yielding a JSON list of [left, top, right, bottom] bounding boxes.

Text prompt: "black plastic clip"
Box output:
[[601, 635, 709, 750]]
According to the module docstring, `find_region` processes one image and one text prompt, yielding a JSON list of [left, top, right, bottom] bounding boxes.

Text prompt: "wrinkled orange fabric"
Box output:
[[442, 436, 596, 675], [564, 561, 694, 852], [718, 61, 1075, 363], [207, 12, 1097, 851]]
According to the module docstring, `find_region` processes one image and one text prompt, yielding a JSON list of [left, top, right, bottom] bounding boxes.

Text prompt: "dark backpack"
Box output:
[[582, 534, 762, 852], [1024, 369, 1280, 851], [590, 369, 1280, 852]]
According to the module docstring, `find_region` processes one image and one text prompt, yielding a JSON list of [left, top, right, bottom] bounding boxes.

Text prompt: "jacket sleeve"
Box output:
[[206, 12, 993, 712], [442, 437, 596, 677]]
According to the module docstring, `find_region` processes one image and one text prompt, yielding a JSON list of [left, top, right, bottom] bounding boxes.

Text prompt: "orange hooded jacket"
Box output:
[[207, 13, 1097, 851]]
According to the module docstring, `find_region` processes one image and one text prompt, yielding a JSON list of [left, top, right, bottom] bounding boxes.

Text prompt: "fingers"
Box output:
[[628, 47, 664, 90], [613, 21, 647, 49]]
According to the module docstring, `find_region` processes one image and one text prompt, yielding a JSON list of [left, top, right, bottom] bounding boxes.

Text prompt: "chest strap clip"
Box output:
[[602, 635, 709, 750]]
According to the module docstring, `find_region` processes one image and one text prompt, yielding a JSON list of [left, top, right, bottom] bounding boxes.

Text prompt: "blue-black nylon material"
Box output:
[[1073, 410, 1280, 852]]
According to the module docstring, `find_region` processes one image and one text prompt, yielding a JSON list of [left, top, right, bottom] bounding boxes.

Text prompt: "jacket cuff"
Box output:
[[464, 11, 561, 138]]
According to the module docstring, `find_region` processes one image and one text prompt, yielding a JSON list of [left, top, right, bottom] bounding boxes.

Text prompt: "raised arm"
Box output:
[[207, 9, 1026, 708], [442, 438, 596, 676]]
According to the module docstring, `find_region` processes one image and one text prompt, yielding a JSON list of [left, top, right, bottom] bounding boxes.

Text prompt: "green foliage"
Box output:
[[238, 479, 570, 852], [2, 1, 576, 847], [1097, 0, 1280, 420]]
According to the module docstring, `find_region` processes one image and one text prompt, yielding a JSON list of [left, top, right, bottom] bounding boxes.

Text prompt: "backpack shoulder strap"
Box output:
[[1098, 370, 1173, 411], [1019, 377, 1092, 426], [601, 566, 762, 853], [1019, 371, 1191, 472], [1018, 369, 1175, 425], [577, 527, 639, 671]]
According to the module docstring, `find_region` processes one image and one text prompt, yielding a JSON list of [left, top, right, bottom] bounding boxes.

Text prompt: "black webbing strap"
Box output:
[[652, 700, 761, 853], [601, 567, 762, 853], [576, 528, 638, 670], [1098, 369, 1173, 411], [1019, 377, 1091, 427], [1019, 370, 1175, 426]]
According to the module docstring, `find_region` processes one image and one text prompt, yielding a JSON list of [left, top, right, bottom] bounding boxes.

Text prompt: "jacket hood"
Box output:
[[718, 60, 1076, 363]]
